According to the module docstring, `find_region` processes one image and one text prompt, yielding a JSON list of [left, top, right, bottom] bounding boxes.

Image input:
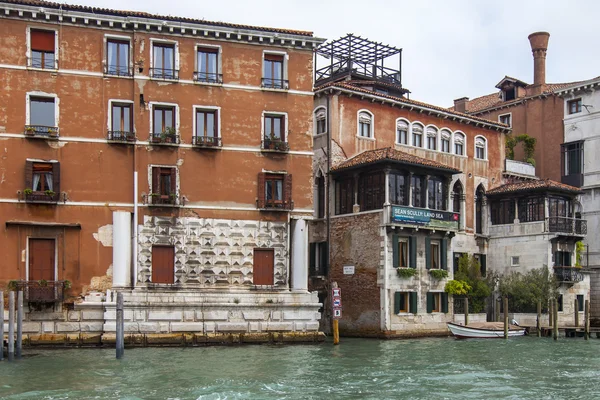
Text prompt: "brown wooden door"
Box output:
[[152, 246, 174, 284], [29, 239, 55, 281], [253, 248, 274, 285]]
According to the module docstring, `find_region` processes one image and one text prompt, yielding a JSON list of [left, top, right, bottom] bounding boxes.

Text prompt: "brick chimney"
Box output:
[[453, 97, 469, 113], [528, 32, 550, 95]]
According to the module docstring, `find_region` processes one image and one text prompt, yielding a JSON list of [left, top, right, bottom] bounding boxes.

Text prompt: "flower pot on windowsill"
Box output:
[[25, 127, 36, 135], [397, 268, 418, 279], [429, 269, 449, 280], [48, 129, 59, 138]]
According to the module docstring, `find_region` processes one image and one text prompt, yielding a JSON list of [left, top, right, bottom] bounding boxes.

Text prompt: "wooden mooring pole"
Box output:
[[495, 298, 500, 322], [116, 292, 124, 359], [333, 319, 340, 345], [536, 301, 541, 338], [553, 299, 559, 340], [0, 290, 4, 361], [16, 291, 23, 359], [574, 298, 579, 328], [503, 297, 508, 339], [464, 298, 469, 326], [549, 300, 554, 328], [585, 300, 590, 340], [8, 291, 14, 361]]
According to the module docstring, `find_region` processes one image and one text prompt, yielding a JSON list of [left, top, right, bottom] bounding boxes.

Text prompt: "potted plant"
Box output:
[[47, 127, 58, 137], [161, 127, 177, 143], [397, 268, 418, 279], [23, 188, 33, 195], [45, 189, 56, 199], [429, 269, 449, 280], [169, 193, 178, 204], [7, 280, 19, 291], [38, 279, 48, 287], [25, 126, 36, 135]]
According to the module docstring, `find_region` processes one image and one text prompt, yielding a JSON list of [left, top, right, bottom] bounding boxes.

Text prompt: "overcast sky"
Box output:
[[69, 0, 599, 107]]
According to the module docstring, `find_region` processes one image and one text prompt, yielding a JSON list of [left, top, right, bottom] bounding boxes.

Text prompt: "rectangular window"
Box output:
[[195, 109, 217, 138], [152, 246, 175, 284], [151, 167, 177, 204], [30, 29, 55, 69], [152, 43, 176, 79], [568, 98, 582, 114], [106, 39, 130, 76], [32, 162, 53, 192], [265, 174, 284, 207], [389, 173, 407, 206], [263, 54, 285, 89], [394, 292, 417, 314], [430, 241, 440, 269], [398, 239, 408, 268], [316, 117, 326, 135], [577, 295, 584, 312], [413, 131, 422, 147], [476, 146, 485, 160], [317, 176, 325, 219], [441, 138, 450, 153], [561, 141, 584, 187], [557, 294, 564, 312], [196, 47, 219, 83], [335, 177, 354, 215], [491, 199, 515, 225], [427, 292, 448, 313], [517, 197, 544, 222], [454, 142, 463, 156], [264, 114, 285, 141], [397, 128, 408, 144], [499, 114, 512, 127], [427, 178, 445, 210], [554, 251, 572, 267], [309, 242, 329, 276], [153, 106, 175, 134], [427, 136, 437, 150], [548, 197, 572, 218], [111, 103, 132, 134], [253, 248, 275, 285], [29, 96, 56, 129], [411, 175, 425, 208], [358, 172, 385, 212], [511, 256, 520, 266]]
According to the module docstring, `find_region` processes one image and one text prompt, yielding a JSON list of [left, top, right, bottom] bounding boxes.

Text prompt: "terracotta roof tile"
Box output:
[[315, 81, 509, 131], [331, 147, 461, 173], [1, 0, 315, 37], [487, 178, 582, 196]]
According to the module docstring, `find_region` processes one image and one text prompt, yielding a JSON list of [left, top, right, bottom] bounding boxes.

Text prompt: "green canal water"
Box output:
[[1, 337, 599, 399]]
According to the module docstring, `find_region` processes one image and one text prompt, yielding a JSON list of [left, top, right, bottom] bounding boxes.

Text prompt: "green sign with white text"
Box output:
[[391, 206, 459, 230]]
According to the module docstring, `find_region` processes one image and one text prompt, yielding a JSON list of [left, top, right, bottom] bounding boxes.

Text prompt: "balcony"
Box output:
[[263, 200, 293, 211], [261, 78, 289, 90], [11, 280, 67, 303], [149, 68, 179, 81], [24, 125, 59, 139], [148, 194, 179, 206], [388, 205, 460, 231], [24, 190, 60, 204], [192, 136, 222, 148], [561, 173, 583, 188], [261, 139, 289, 153], [107, 130, 136, 143], [193, 71, 223, 84], [554, 267, 584, 284], [104, 65, 133, 77], [150, 131, 180, 145], [546, 217, 587, 236]]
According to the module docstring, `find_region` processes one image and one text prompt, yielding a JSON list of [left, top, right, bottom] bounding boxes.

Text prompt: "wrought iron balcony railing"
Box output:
[[105, 65, 133, 77], [24, 125, 59, 139], [546, 217, 587, 236], [261, 139, 289, 152], [107, 130, 136, 142], [263, 200, 292, 211], [24, 191, 60, 203], [193, 71, 223, 84], [150, 132, 180, 145], [147, 194, 180, 206], [149, 68, 179, 80], [554, 267, 584, 283], [261, 78, 289, 90], [192, 136, 222, 148], [12, 280, 67, 303]]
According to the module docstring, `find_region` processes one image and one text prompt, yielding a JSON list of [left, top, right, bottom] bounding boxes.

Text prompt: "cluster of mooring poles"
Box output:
[[490, 296, 593, 340], [1, 291, 125, 361], [1, 290, 24, 361]]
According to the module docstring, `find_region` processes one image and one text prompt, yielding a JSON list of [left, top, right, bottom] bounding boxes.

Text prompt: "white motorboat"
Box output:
[[447, 322, 526, 339]]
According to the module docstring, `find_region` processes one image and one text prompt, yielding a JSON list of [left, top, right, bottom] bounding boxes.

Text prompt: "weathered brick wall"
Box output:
[[330, 212, 382, 336]]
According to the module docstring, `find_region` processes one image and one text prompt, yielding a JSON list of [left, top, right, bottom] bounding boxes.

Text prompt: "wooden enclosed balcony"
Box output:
[[546, 217, 587, 236]]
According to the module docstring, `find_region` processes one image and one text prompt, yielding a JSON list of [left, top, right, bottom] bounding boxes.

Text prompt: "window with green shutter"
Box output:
[[577, 295, 584, 312], [409, 236, 417, 268], [425, 237, 431, 270], [427, 292, 443, 313], [427, 292, 434, 313], [409, 292, 418, 313], [480, 254, 487, 277], [392, 235, 399, 268], [441, 238, 448, 270], [394, 292, 409, 313], [441, 293, 449, 313]]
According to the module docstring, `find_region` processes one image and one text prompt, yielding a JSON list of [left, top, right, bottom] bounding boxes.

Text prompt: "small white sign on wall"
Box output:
[[343, 265, 355, 275]]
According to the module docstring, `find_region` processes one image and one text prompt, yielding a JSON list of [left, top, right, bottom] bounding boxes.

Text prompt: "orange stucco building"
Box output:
[[0, 0, 325, 342]]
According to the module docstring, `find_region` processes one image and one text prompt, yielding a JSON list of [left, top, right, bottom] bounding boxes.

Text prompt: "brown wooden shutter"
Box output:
[[257, 172, 266, 209], [52, 162, 60, 194], [31, 30, 55, 52], [284, 174, 293, 210], [25, 161, 33, 190], [151, 167, 160, 194], [281, 116, 286, 142], [170, 168, 177, 196]]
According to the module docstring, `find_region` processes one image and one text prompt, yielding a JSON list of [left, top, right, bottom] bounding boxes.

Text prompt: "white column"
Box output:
[[112, 211, 132, 287], [291, 218, 308, 292], [460, 194, 467, 231]]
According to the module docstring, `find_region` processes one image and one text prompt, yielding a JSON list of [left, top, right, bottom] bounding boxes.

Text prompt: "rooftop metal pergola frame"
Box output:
[[315, 34, 403, 86]]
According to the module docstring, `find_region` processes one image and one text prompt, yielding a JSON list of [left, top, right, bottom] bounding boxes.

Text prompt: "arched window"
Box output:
[[454, 132, 465, 155], [412, 123, 424, 147], [396, 119, 409, 145], [426, 126, 438, 150], [475, 136, 487, 160], [452, 180, 463, 213], [314, 107, 326, 135], [357, 110, 373, 138], [441, 129, 451, 153], [475, 184, 485, 234]]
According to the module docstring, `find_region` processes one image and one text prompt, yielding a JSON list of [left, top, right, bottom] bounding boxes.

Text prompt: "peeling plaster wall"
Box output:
[[92, 224, 113, 247]]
